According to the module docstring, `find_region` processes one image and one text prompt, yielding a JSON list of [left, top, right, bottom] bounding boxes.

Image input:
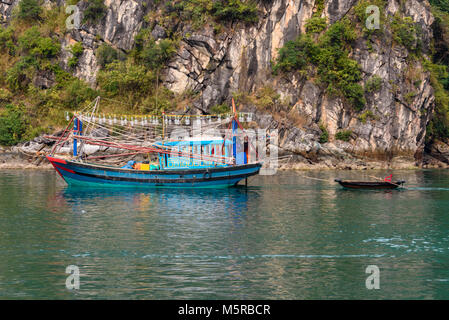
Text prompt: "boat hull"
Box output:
[[47, 156, 262, 188], [335, 179, 405, 190]]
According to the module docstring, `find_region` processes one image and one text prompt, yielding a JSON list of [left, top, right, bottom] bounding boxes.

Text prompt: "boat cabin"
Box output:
[[155, 137, 235, 170]]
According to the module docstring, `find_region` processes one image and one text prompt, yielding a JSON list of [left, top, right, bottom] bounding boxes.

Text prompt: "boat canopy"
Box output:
[[155, 137, 233, 147], [155, 137, 235, 170]]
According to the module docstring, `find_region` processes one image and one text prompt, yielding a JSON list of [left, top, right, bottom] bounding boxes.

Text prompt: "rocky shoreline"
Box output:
[[2, 136, 448, 171], [0, 148, 52, 169]]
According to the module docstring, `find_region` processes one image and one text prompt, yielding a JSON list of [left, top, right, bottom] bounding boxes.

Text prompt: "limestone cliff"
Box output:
[[1, 0, 446, 169], [161, 0, 436, 168]]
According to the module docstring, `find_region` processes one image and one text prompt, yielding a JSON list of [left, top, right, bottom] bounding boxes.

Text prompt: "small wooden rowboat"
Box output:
[[335, 179, 406, 190]]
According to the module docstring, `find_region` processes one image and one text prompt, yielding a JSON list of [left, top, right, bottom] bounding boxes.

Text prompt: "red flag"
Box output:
[[384, 174, 393, 182]]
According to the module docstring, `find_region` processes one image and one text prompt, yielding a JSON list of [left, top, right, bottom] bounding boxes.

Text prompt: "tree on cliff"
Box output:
[[17, 0, 42, 21]]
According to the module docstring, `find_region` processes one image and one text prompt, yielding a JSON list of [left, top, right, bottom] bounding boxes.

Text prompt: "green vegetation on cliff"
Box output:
[[211, 0, 258, 23], [430, 0, 449, 12], [17, 0, 42, 22], [427, 2, 449, 141], [0, 104, 28, 146], [0, 4, 181, 146], [274, 18, 365, 111], [164, 0, 258, 29], [391, 14, 422, 53], [305, 17, 327, 34], [68, 42, 83, 68], [0, 10, 90, 143], [319, 124, 329, 144], [95, 43, 126, 68], [132, 28, 177, 70], [273, 0, 443, 136], [94, 27, 178, 113], [335, 130, 352, 142], [83, 0, 107, 23]]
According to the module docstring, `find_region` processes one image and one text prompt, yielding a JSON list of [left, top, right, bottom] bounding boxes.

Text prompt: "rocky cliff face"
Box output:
[[62, 0, 147, 84], [0, 1, 18, 22], [162, 0, 436, 168], [1, 0, 444, 169]]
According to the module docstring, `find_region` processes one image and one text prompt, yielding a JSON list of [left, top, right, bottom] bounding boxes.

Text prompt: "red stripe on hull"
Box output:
[[46, 156, 67, 164], [53, 163, 75, 174]]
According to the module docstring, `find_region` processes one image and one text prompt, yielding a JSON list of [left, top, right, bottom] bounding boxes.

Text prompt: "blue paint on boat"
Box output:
[[47, 156, 261, 188]]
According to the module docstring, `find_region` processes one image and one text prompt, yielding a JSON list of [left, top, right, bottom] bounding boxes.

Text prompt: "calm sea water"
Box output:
[[1, 169, 449, 299]]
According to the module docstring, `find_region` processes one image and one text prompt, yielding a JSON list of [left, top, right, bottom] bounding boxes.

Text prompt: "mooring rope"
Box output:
[[298, 174, 333, 182]]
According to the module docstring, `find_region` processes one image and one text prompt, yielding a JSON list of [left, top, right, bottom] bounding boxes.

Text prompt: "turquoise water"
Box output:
[[1, 169, 449, 299]]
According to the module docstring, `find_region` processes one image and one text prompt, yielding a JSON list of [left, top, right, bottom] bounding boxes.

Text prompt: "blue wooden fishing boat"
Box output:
[[47, 156, 261, 188], [47, 98, 262, 188], [47, 135, 261, 188]]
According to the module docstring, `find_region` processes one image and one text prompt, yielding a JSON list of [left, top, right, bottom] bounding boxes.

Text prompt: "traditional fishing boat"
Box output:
[[47, 156, 262, 188], [334, 179, 406, 190], [46, 97, 263, 188]]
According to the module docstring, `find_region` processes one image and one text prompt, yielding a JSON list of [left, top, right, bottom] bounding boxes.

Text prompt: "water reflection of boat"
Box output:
[[59, 185, 258, 214]]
